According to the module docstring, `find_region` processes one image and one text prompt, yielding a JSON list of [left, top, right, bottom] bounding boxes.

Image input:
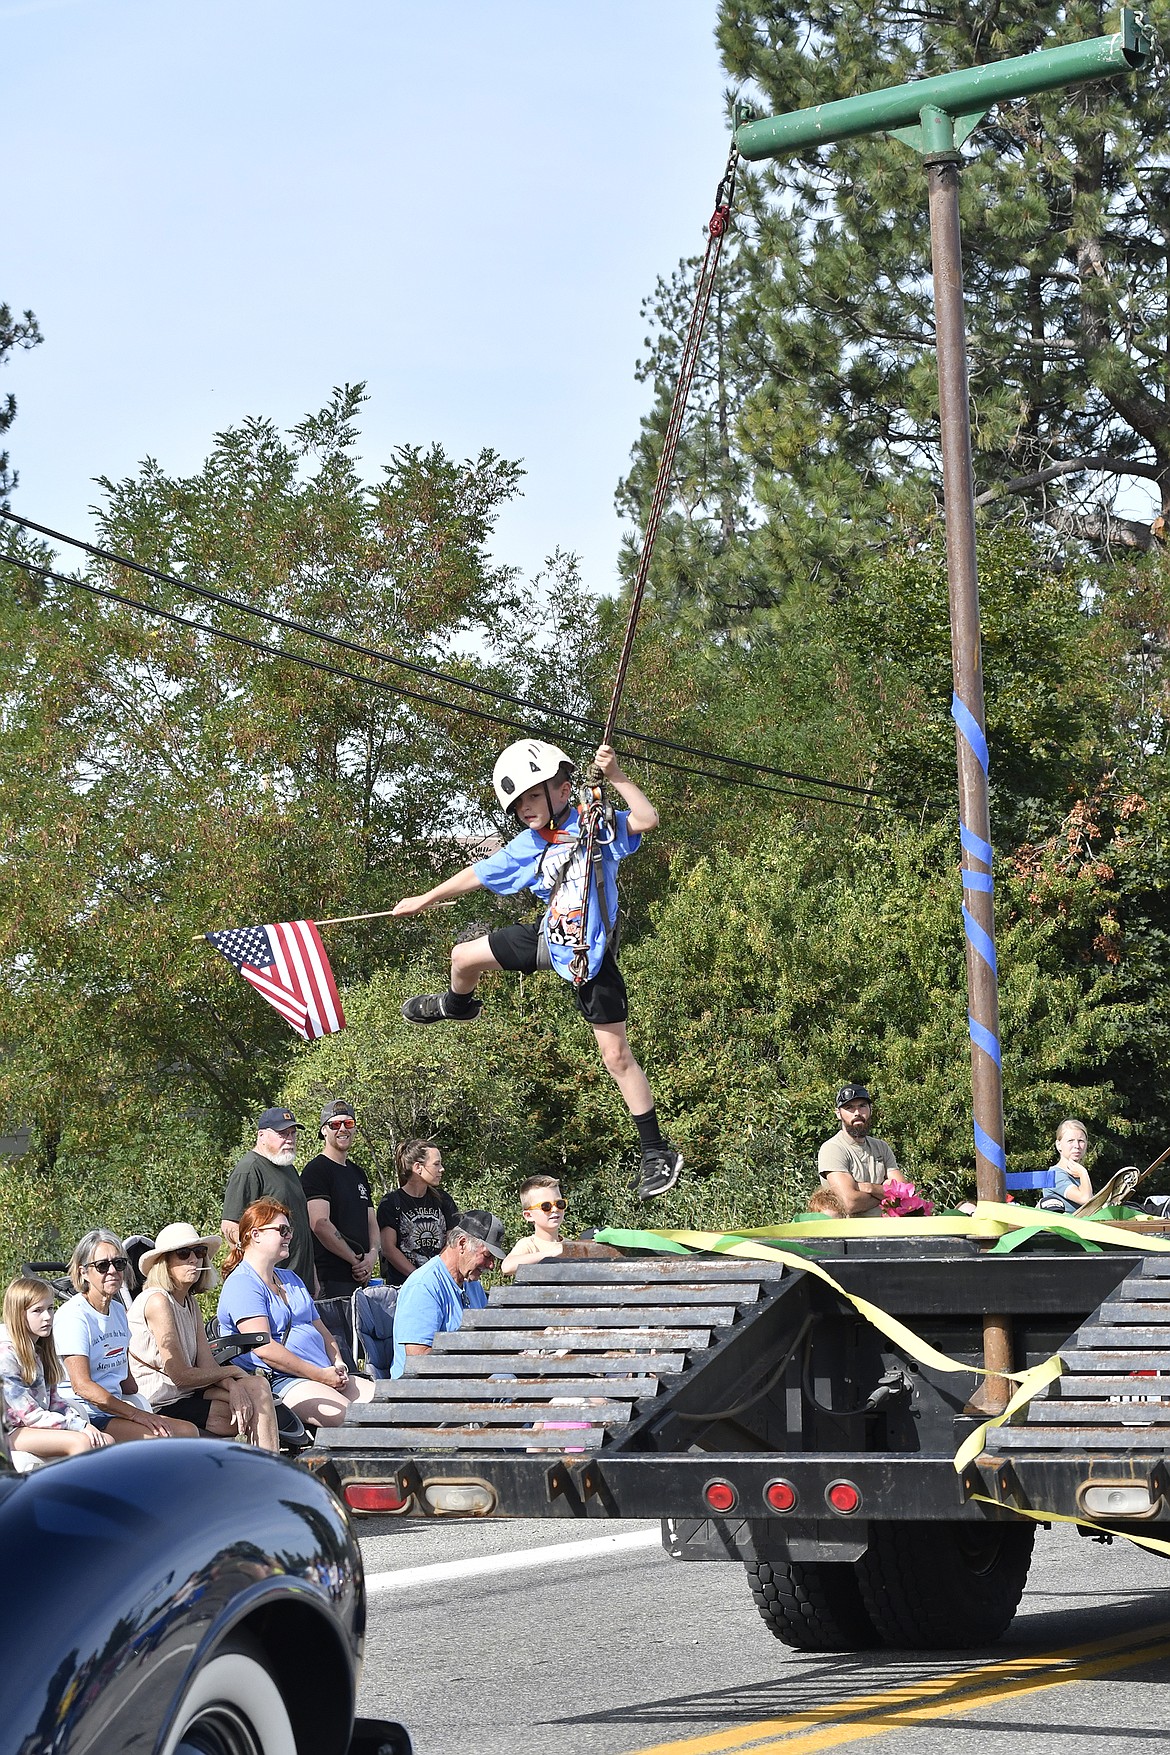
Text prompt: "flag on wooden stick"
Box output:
[[206, 920, 345, 1040]]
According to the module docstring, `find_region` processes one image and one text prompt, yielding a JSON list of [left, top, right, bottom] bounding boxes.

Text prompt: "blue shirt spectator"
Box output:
[[390, 1212, 504, 1377], [217, 1261, 332, 1374]]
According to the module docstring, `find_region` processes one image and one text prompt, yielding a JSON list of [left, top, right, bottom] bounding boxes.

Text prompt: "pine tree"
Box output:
[[626, 1, 1170, 624], [0, 303, 42, 501]]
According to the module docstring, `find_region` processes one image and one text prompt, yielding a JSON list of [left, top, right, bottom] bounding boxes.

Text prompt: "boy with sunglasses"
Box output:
[[501, 1174, 567, 1276]]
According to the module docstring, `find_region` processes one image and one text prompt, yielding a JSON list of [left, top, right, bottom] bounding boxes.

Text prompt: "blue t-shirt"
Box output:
[[217, 1261, 331, 1373], [473, 807, 640, 983], [1047, 1165, 1083, 1214], [53, 1295, 131, 1406], [390, 1254, 488, 1378]]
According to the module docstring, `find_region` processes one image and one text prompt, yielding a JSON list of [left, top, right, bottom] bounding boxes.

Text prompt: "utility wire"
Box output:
[[0, 506, 895, 804], [0, 550, 880, 812]]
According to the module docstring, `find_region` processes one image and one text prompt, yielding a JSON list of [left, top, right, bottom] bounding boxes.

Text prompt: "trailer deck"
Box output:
[[308, 1238, 1170, 1543]]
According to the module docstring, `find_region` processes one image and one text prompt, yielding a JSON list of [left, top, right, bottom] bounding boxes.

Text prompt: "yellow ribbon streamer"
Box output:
[[648, 1205, 1170, 1250], [647, 1230, 1035, 1380], [970, 1495, 1170, 1559], [953, 1353, 1065, 1473], [606, 1214, 1170, 1566], [972, 1200, 1170, 1253]]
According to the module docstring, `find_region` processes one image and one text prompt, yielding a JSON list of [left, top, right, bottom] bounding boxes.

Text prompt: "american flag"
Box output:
[[206, 920, 346, 1040]]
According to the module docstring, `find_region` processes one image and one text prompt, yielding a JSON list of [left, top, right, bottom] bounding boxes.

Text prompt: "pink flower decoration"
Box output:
[[880, 1176, 934, 1217]]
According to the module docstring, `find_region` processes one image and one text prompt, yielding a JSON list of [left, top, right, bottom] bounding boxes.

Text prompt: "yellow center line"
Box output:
[[627, 1621, 1170, 1755]]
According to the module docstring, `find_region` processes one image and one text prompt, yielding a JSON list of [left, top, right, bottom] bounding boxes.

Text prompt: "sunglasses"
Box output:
[[526, 1199, 567, 1214], [258, 1223, 293, 1240], [326, 1119, 356, 1130], [88, 1256, 127, 1274], [171, 1246, 206, 1262]]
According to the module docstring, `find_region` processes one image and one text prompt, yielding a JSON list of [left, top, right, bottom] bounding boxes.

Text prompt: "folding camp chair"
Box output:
[[353, 1284, 398, 1378]]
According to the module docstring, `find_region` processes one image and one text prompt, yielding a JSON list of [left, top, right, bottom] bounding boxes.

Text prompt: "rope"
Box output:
[[602, 139, 740, 746], [567, 142, 741, 983], [0, 550, 879, 812], [0, 508, 892, 805]]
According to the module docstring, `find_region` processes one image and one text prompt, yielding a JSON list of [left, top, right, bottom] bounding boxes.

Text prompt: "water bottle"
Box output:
[[366, 1276, 384, 1288]]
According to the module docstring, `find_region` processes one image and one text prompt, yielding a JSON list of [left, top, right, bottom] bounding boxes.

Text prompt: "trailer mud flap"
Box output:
[[662, 1515, 868, 1565]]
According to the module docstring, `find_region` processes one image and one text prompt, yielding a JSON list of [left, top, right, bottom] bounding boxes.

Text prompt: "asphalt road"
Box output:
[[356, 1518, 1170, 1755]]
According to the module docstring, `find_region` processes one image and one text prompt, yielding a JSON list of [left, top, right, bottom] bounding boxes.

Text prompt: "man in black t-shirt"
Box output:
[[377, 1139, 459, 1286], [300, 1100, 380, 1299]]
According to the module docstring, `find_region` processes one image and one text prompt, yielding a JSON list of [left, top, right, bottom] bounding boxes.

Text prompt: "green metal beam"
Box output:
[[735, 8, 1152, 161]]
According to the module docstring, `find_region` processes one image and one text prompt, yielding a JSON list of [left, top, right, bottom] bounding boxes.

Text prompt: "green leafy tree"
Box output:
[[0, 386, 553, 1225]]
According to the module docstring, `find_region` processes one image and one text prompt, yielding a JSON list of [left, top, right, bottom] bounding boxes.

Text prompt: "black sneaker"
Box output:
[[639, 1146, 683, 1200], [401, 992, 483, 1025]]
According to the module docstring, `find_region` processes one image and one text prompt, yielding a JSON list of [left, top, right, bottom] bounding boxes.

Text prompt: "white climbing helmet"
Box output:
[[492, 739, 574, 812]]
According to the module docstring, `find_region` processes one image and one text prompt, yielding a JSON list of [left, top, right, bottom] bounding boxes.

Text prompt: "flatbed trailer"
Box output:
[[307, 1235, 1170, 1649]]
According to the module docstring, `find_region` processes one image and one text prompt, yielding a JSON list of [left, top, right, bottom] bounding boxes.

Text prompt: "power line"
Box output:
[[0, 549, 882, 812], [0, 506, 895, 804]]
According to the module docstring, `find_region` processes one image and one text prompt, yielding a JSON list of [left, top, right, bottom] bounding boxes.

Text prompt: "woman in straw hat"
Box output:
[[128, 1222, 279, 1451]]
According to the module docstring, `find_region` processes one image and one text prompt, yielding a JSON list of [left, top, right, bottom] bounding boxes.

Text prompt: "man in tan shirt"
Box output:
[[816, 1084, 898, 1216]]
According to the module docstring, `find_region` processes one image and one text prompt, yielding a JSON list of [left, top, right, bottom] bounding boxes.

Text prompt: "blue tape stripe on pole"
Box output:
[[952, 692, 1006, 1175], [951, 691, 989, 776], [968, 1012, 1002, 1067], [974, 1119, 1007, 1172], [960, 822, 993, 867], [961, 905, 998, 976]]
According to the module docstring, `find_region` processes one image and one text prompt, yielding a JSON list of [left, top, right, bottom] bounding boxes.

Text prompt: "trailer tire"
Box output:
[[856, 1521, 1034, 1648], [745, 1558, 880, 1651]]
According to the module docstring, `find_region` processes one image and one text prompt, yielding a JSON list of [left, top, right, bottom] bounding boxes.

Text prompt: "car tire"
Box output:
[[161, 1635, 298, 1755], [856, 1520, 1035, 1648], [745, 1558, 880, 1650]]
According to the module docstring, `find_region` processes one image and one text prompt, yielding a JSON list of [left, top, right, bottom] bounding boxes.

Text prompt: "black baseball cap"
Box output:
[[256, 1106, 301, 1131], [319, 1099, 357, 1136], [836, 1084, 872, 1107], [456, 1210, 506, 1259]]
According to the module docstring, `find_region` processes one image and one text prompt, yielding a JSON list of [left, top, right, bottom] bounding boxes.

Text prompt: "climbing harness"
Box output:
[[565, 140, 741, 984]]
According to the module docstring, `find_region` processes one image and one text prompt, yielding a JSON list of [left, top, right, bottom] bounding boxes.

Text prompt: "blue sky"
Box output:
[[3, 0, 732, 593]]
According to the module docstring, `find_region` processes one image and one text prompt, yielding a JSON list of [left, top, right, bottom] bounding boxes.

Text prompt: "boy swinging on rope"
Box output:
[[392, 738, 682, 1201]]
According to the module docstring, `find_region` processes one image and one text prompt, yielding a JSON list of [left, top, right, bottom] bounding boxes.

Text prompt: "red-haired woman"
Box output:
[[216, 1199, 374, 1427]]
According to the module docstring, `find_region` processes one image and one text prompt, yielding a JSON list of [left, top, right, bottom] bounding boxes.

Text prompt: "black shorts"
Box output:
[[487, 922, 628, 1026], [160, 1390, 214, 1429]]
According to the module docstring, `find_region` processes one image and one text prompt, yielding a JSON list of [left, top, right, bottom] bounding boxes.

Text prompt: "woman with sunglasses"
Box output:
[[53, 1230, 199, 1442], [127, 1223, 280, 1451], [216, 1199, 375, 1427]]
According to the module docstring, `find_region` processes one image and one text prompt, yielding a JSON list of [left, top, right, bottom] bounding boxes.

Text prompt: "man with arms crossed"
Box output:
[[816, 1083, 897, 1217]]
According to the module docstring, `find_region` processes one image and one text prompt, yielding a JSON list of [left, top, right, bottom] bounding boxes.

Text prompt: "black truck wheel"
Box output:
[[745, 1558, 880, 1651], [856, 1521, 1035, 1648]]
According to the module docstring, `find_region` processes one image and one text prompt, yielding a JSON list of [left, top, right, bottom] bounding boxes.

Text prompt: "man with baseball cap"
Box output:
[[816, 1083, 898, 1217], [389, 1210, 505, 1378], [220, 1106, 317, 1289], [300, 1101, 380, 1299]]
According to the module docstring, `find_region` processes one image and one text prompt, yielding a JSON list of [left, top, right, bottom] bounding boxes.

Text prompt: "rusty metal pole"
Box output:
[[734, 16, 1154, 1420], [926, 128, 1012, 1412]]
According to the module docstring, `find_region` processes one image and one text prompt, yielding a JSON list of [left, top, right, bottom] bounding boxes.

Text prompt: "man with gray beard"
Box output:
[[220, 1106, 317, 1290]]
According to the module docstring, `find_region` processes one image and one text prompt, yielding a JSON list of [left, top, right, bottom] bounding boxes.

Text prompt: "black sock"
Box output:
[[443, 987, 478, 1016], [633, 1107, 666, 1151]]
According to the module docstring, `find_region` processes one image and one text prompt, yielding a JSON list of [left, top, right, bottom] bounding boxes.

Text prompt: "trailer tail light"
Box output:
[[704, 1479, 738, 1513], [825, 1479, 862, 1515], [344, 1482, 411, 1513], [764, 1479, 798, 1513], [422, 1480, 497, 1515], [1079, 1482, 1158, 1519]]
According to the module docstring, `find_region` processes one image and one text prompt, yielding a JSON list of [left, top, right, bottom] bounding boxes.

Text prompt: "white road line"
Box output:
[[364, 1527, 660, 1594]]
